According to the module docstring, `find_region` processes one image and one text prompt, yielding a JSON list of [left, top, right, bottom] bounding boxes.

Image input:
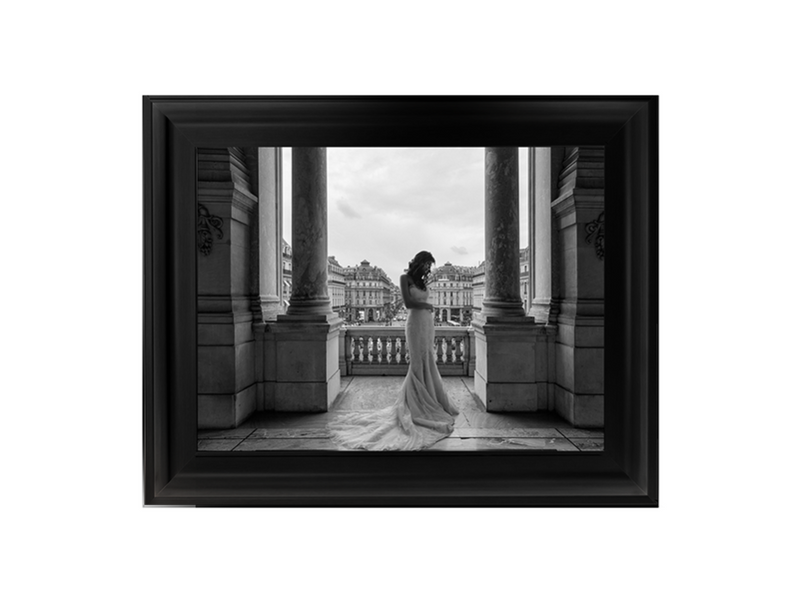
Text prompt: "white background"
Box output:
[[3, 2, 801, 602]]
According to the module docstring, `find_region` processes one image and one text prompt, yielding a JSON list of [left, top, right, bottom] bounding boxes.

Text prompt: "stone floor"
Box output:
[[198, 376, 604, 452]]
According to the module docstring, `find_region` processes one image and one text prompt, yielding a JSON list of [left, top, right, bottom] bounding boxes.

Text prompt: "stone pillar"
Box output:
[[286, 147, 333, 317], [271, 148, 342, 411], [473, 148, 550, 412], [254, 148, 283, 321], [197, 148, 258, 428], [528, 148, 553, 324], [553, 146, 605, 427], [482, 147, 525, 318]]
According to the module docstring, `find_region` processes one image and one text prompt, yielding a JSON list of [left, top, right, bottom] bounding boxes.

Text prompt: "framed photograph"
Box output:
[[143, 96, 658, 506]]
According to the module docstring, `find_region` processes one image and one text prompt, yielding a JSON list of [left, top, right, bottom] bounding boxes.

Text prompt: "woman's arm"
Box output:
[[399, 274, 433, 310]]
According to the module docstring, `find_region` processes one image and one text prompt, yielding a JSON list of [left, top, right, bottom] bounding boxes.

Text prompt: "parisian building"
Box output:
[[472, 260, 485, 318], [327, 256, 347, 317], [281, 238, 292, 310], [430, 262, 475, 324], [520, 247, 530, 315], [344, 260, 394, 322]]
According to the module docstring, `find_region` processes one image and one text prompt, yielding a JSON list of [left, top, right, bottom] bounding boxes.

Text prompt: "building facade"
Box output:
[[472, 261, 485, 319], [344, 260, 394, 322], [520, 247, 530, 315], [327, 256, 347, 317], [281, 238, 292, 310], [430, 262, 474, 324]]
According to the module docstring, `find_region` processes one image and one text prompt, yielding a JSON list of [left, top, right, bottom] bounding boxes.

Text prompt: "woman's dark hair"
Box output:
[[407, 250, 435, 290]]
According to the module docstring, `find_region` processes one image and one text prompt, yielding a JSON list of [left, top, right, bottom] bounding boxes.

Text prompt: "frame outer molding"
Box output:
[[143, 96, 658, 506]]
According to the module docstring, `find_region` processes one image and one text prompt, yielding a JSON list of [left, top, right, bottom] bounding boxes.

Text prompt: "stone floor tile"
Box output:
[[558, 427, 605, 438], [234, 438, 338, 451], [501, 437, 578, 451], [569, 438, 605, 452], [428, 437, 577, 451], [451, 427, 563, 438], [197, 427, 255, 439], [198, 439, 242, 451], [241, 412, 333, 430], [460, 409, 560, 430], [249, 427, 331, 439], [205, 377, 596, 452], [330, 376, 403, 411]]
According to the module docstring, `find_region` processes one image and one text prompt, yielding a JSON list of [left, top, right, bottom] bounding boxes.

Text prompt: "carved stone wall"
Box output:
[[551, 146, 605, 427], [197, 148, 259, 428]]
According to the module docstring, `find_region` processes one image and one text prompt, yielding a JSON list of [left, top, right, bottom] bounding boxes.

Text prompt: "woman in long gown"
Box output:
[[329, 251, 460, 450]]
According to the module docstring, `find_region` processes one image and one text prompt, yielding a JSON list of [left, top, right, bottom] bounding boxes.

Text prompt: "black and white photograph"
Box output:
[[196, 146, 605, 452]]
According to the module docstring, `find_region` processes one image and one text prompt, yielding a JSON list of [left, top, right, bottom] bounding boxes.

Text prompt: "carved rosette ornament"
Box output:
[[585, 211, 605, 260], [197, 204, 223, 255]]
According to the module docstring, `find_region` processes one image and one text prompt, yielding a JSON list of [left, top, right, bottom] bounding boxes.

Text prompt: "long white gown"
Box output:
[[329, 283, 460, 450]]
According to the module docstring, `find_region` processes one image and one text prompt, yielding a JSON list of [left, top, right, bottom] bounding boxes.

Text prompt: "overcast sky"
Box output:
[[282, 148, 529, 280]]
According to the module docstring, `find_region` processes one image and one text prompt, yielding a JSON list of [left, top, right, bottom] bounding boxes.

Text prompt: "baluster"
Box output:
[[357, 336, 364, 362], [390, 337, 398, 364], [403, 338, 410, 364], [435, 335, 443, 363], [447, 337, 454, 363], [455, 336, 463, 364], [380, 336, 388, 364]]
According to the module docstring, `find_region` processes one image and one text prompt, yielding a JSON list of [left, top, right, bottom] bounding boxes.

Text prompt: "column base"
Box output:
[[472, 320, 553, 412], [555, 314, 604, 427], [255, 294, 283, 322], [554, 387, 603, 428], [284, 298, 334, 316], [199, 384, 257, 429], [270, 316, 343, 411], [480, 298, 526, 318], [528, 299, 552, 324]]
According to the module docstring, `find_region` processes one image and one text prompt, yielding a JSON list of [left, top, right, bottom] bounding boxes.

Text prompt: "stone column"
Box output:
[[254, 148, 283, 321], [473, 148, 550, 412], [482, 147, 525, 318], [528, 147, 553, 324], [271, 147, 342, 411], [286, 147, 333, 317]]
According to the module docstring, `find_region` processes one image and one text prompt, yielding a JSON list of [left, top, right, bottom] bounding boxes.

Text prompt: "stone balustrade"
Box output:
[[342, 326, 474, 376]]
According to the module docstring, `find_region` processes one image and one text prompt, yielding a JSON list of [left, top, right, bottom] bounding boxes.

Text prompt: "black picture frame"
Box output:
[[143, 96, 658, 507]]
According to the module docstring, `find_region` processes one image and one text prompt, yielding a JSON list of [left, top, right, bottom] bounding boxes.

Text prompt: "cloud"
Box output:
[[451, 246, 468, 255], [336, 199, 361, 219]]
